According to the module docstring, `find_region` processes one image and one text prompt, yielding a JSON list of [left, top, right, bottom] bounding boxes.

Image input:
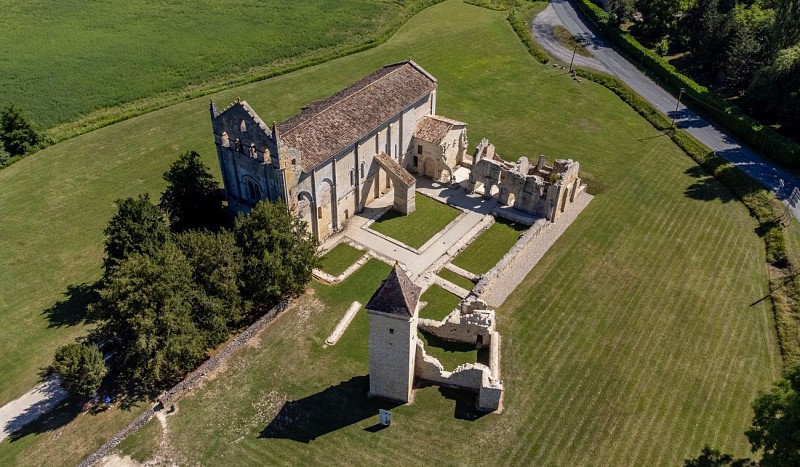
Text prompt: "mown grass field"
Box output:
[[0, 0, 397, 130], [419, 284, 461, 321], [452, 218, 527, 274], [0, 1, 783, 465], [370, 194, 461, 249], [437, 268, 475, 292], [319, 243, 365, 277]]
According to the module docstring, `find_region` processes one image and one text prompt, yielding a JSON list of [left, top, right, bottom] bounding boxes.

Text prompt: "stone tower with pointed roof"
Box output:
[[366, 263, 421, 403]]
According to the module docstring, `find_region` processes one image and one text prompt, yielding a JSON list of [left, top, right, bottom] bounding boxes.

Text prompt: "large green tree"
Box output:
[[51, 342, 107, 398], [175, 230, 245, 345], [92, 243, 206, 394], [635, 0, 681, 43], [746, 44, 800, 133], [103, 194, 170, 272], [234, 200, 318, 310], [160, 150, 226, 232], [0, 103, 40, 156], [745, 365, 800, 466], [771, 0, 800, 53]]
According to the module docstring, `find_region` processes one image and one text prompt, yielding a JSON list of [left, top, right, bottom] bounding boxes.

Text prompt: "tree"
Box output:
[[771, 0, 800, 53], [103, 194, 170, 272], [51, 342, 107, 398], [234, 200, 318, 310], [746, 44, 800, 134], [680, 0, 732, 68], [175, 230, 245, 345], [160, 150, 226, 232], [635, 0, 681, 44], [0, 104, 40, 156], [684, 446, 755, 466], [720, 5, 773, 88], [608, 0, 636, 25], [92, 243, 206, 394], [745, 365, 800, 466]]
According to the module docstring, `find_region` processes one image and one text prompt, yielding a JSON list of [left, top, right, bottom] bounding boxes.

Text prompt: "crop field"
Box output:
[[0, 1, 784, 465], [0, 0, 397, 131]]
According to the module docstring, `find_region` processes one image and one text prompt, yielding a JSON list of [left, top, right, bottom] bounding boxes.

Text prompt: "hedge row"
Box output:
[[573, 0, 800, 169], [507, 7, 551, 64]]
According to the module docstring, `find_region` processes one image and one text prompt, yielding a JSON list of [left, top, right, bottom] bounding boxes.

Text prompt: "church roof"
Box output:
[[279, 61, 437, 172], [373, 152, 416, 187], [412, 115, 465, 145], [366, 263, 421, 318]]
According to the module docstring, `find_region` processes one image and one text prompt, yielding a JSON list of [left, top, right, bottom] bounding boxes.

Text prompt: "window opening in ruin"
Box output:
[[417, 145, 423, 155], [389, 328, 394, 334], [413, 155, 419, 167], [344, 209, 349, 220], [318, 206, 323, 219], [221, 132, 229, 147], [240, 120, 247, 132]]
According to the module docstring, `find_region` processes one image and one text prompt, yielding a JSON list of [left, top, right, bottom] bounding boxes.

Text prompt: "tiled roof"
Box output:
[[366, 263, 421, 318], [374, 152, 416, 187], [412, 115, 465, 145], [279, 61, 437, 172]]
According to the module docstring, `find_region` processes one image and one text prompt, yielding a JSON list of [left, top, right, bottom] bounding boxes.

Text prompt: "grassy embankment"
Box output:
[[0, 1, 783, 465]]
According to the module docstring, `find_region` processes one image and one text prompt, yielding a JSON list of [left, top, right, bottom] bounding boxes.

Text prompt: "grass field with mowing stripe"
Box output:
[[452, 218, 527, 274], [319, 243, 365, 277], [369, 195, 461, 249], [0, 1, 782, 464]]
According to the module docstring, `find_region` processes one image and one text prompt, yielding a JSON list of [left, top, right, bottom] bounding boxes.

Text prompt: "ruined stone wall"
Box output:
[[417, 309, 495, 346]]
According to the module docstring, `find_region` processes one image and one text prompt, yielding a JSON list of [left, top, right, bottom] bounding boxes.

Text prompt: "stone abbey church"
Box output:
[[210, 60, 468, 241]]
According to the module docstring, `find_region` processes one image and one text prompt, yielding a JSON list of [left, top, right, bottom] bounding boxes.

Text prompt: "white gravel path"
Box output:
[[0, 376, 68, 442]]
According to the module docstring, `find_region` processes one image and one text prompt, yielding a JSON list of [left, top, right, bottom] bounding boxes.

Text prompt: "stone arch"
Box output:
[[318, 178, 336, 236], [297, 191, 317, 240], [242, 176, 262, 203], [489, 184, 500, 198], [240, 120, 247, 132]]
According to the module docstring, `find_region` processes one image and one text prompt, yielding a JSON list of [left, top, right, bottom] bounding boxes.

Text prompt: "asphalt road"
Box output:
[[538, 0, 800, 220]]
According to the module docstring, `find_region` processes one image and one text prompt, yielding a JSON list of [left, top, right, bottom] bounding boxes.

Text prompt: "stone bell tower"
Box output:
[[366, 263, 421, 403]]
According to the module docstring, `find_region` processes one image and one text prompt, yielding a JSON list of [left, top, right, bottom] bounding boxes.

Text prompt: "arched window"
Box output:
[[221, 132, 229, 147], [240, 120, 247, 132], [350, 168, 355, 186], [360, 161, 366, 179]]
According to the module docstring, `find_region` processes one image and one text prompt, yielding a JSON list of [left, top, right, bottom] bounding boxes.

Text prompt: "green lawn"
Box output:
[[369, 195, 461, 249], [437, 268, 476, 292], [452, 219, 527, 274], [0, 0, 782, 464], [318, 243, 365, 277], [0, 0, 397, 131], [419, 284, 462, 321]]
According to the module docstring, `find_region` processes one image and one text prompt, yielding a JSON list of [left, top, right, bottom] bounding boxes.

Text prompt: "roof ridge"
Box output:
[[282, 64, 409, 137]]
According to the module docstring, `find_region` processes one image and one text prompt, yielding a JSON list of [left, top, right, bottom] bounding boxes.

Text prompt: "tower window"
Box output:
[[417, 145, 423, 155], [389, 328, 394, 334]]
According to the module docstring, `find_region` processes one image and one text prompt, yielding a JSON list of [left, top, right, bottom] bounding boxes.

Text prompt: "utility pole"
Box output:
[[569, 45, 578, 73], [670, 88, 685, 130]]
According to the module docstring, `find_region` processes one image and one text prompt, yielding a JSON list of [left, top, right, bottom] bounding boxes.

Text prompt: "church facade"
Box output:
[[210, 60, 468, 241]]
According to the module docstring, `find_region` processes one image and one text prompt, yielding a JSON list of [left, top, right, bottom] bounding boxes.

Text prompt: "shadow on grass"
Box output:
[[260, 375, 400, 443], [42, 281, 100, 328], [413, 382, 488, 421], [6, 398, 82, 442], [683, 165, 736, 203]]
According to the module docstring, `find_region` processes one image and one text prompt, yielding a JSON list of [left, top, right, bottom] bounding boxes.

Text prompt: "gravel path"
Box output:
[[480, 192, 593, 307], [0, 376, 68, 443]]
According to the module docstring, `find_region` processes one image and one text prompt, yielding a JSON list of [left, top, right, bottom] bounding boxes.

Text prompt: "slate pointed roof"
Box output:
[[366, 263, 421, 317]]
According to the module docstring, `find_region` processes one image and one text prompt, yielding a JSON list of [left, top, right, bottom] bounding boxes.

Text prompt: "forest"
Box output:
[[604, 0, 800, 138]]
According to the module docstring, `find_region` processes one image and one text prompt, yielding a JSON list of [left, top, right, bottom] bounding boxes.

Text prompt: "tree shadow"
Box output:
[[42, 281, 100, 328], [259, 375, 400, 443], [5, 397, 81, 442], [668, 109, 708, 129], [683, 165, 736, 203]]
